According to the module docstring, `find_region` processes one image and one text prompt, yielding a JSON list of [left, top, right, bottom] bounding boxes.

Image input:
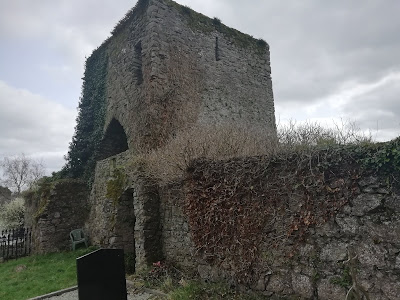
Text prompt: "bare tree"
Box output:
[[0, 154, 45, 194]]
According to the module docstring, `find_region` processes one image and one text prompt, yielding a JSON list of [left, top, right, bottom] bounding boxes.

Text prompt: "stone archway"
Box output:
[[97, 118, 129, 160]]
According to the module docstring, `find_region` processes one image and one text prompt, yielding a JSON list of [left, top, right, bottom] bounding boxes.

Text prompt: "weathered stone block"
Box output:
[[291, 273, 313, 299], [382, 280, 400, 300], [357, 242, 387, 269], [320, 242, 348, 262], [317, 278, 346, 300], [351, 194, 383, 216], [335, 216, 358, 234], [385, 195, 400, 212], [265, 274, 285, 293]]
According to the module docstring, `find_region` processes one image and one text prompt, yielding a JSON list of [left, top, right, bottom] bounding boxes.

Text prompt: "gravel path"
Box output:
[[43, 289, 153, 300], [28, 281, 165, 300]]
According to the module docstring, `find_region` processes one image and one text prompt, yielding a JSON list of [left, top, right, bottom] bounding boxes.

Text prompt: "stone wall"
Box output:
[[255, 175, 400, 300], [149, 0, 275, 128], [159, 182, 195, 268], [25, 180, 89, 254], [158, 171, 400, 299]]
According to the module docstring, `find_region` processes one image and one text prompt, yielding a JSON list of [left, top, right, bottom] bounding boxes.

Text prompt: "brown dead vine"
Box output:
[[184, 147, 362, 285]]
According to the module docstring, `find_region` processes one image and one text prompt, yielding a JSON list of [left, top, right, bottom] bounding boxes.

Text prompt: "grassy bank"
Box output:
[[0, 247, 94, 300]]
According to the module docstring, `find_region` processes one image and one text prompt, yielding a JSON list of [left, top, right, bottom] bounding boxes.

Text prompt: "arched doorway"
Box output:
[[97, 118, 129, 160]]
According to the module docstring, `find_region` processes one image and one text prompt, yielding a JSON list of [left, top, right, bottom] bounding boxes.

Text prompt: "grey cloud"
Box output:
[[0, 81, 76, 173], [340, 77, 400, 139], [209, 0, 400, 105]]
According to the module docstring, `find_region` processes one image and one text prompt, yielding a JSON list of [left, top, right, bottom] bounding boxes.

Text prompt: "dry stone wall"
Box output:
[[25, 180, 89, 253], [256, 176, 400, 300], [158, 168, 400, 299], [159, 182, 195, 268]]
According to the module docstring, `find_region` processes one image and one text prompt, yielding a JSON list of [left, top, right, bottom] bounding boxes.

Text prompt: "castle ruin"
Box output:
[[25, 2, 400, 298]]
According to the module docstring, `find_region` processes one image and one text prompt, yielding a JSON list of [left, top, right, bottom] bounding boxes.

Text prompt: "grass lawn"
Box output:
[[0, 247, 94, 300], [1, 248, 267, 300]]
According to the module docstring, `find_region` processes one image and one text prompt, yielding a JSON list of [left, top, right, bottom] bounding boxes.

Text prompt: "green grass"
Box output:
[[0, 247, 95, 300]]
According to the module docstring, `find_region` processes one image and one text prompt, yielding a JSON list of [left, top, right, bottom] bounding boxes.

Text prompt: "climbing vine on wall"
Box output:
[[184, 139, 400, 285], [62, 46, 108, 185], [357, 137, 400, 176]]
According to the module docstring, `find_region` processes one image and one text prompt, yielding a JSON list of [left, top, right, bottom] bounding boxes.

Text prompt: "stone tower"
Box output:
[[93, 0, 276, 158], [79, 0, 276, 270]]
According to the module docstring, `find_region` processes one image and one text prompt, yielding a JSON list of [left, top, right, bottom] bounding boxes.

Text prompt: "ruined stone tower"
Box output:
[[95, 0, 275, 157], [83, 0, 276, 271]]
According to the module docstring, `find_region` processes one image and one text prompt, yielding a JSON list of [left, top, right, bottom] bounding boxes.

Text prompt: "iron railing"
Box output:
[[0, 227, 32, 261]]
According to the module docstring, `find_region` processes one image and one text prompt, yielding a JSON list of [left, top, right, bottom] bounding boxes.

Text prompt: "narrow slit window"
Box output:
[[215, 37, 220, 61]]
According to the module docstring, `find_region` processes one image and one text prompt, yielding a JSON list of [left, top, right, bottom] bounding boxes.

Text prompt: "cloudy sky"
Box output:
[[1, 0, 399, 175]]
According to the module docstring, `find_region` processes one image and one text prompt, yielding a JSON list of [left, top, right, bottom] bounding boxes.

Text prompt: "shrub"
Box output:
[[140, 119, 374, 185], [277, 119, 373, 150], [212, 17, 222, 28], [142, 122, 277, 184], [0, 197, 25, 229], [256, 38, 267, 48]]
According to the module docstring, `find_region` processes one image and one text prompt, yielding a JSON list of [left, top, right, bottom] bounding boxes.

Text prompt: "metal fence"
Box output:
[[0, 227, 32, 261]]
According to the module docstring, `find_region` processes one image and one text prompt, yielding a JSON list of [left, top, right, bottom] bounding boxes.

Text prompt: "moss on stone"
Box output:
[[165, 0, 268, 53], [30, 179, 55, 221], [106, 168, 127, 206], [34, 199, 50, 221]]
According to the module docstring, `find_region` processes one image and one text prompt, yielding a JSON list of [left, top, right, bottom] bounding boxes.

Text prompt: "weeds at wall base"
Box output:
[[133, 261, 268, 300]]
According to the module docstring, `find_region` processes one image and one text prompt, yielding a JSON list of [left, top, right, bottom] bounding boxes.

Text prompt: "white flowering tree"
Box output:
[[0, 197, 25, 229]]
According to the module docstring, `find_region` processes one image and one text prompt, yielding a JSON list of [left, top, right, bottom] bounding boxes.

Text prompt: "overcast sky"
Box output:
[[0, 0, 399, 175]]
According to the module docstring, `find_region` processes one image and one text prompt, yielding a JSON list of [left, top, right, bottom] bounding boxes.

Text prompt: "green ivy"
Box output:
[[356, 137, 400, 176], [61, 46, 109, 186]]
